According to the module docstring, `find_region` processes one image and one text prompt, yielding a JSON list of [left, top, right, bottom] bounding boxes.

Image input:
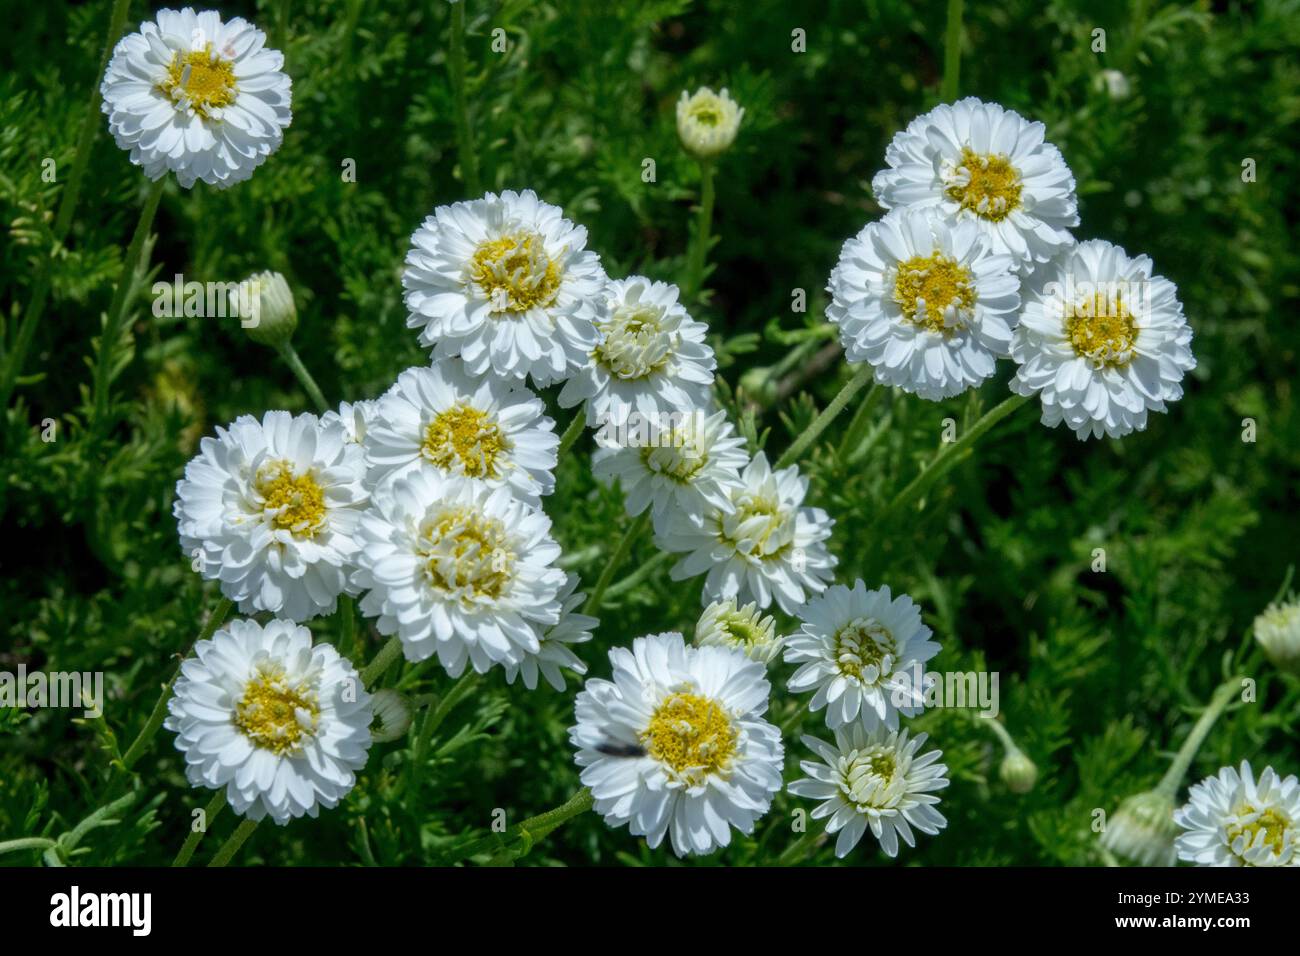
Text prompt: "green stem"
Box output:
[[556, 413, 585, 458], [0, 0, 133, 410], [685, 160, 716, 304], [837, 381, 882, 459], [119, 596, 232, 774], [774, 363, 874, 471], [0, 837, 57, 856], [581, 511, 649, 616], [478, 788, 595, 865], [1155, 679, 1241, 799], [361, 636, 404, 686], [275, 341, 329, 413], [171, 790, 226, 867], [603, 550, 669, 600], [775, 828, 823, 867], [448, 1, 481, 195], [90, 177, 167, 432], [339, 595, 358, 660], [941, 0, 964, 102], [406, 673, 480, 793], [875, 393, 1029, 526], [207, 819, 258, 867]]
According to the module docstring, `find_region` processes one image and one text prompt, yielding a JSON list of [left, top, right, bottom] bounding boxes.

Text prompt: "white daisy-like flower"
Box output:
[[402, 189, 607, 387], [871, 97, 1077, 273], [1174, 761, 1300, 867], [788, 725, 949, 858], [676, 87, 744, 159], [694, 598, 784, 665], [784, 581, 940, 731], [363, 360, 558, 506], [1010, 239, 1196, 440], [559, 276, 716, 426], [570, 632, 783, 857], [502, 573, 597, 692], [174, 411, 367, 622], [1253, 598, 1300, 675], [656, 452, 836, 614], [321, 399, 376, 446], [591, 407, 747, 532], [827, 207, 1021, 400], [352, 471, 565, 675], [164, 618, 372, 824], [100, 7, 292, 189]]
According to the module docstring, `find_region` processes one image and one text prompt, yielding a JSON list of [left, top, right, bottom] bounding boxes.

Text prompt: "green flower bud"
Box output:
[[1101, 790, 1178, 866], [999, 747, 1038, 794], [369, 689, 413, 743], [1254, 598, 1300, 676], [232, 270, 297, 348]]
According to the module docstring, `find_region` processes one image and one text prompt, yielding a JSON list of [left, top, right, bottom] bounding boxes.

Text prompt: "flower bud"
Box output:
[[369, 689, 413, 743], [1254, 598, 1300, 675], [999, 747, 1038, 794], [231, 270, 297, 348], [676, 87, 744, 159], [695, 598, 783, 665], [1101, 790, 1178, 866], [1093, 69, 1131, 100]]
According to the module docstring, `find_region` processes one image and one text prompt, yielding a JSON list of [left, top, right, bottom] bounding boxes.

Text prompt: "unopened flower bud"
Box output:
[[232, 270, 297, 348], [369, 689, 413, 743], [999, 747, 1038, 794], [1254, 598, 1300, 675], [1101, 789, 1178, 866], [676, 87, 744, 159]]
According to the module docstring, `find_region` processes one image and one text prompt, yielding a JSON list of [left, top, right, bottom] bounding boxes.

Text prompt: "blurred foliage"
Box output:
[[1, 0, 1298, 867]]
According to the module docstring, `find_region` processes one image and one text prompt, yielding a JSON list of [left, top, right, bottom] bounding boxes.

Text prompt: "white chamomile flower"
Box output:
[[570, 632, 783, 857], [321, 399, 376, 446], [871, 97, 1077, 273], [1253, 598, 1300, 675], [694, 598, 784, 665], [827, 207, 1021, 400], [1174, 761, 1300, 867], [353, 471, 565, 675], [657, 452, 836, 614], [789, 725, 949, 858], [502, 573, 597, 692], [364, 360, 558, 506], [1010, 239, 1196, 440], [559, 276, 716, 427], [174, 411, 367, 622], [676, 87, 744, 159], [100, 7, 292, 189], [402, 189, 607, 387], [164, 618, 372, 824], [784, 581, 940, 731], [591, 407, 747, 532]]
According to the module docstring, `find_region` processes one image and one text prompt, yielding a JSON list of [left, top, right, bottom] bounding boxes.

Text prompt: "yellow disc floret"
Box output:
[[256, 461, 327, 538], [840, 745, 901, 808], [833, 617, 897, 682], [422, 405, 511, 479], [642, 691, 738, 781], [419, 506, 515, 601], [1065, 291, 1138, 367], [234, 664, 320, 756], [470, 231, 562, 313], [946, 147, 1023, 221], [893, 252, 977, 334], [159, 45, 237, 120], [1228, 806, 1291, 861]]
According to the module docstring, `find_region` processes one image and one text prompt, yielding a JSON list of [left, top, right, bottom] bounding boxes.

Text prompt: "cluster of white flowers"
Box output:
[[831, 97, 1196, 440]]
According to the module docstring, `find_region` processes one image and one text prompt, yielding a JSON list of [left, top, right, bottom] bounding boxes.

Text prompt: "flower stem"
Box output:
[[361, 636, 404, 686], [837, 381, 882, 459], [873, 392, 1029, 527], [941, 0, 964, 102], [448, 1, 481, 195], [685, 159, 715, 305], [0, 0, 133, 411], [118, 596, 232, 775], [582, 511, 649, 616], [275, 341, 329, 413], [603, 550, 669, 600], [0, 837, 57, 857], [1155, 678, 1241, 799], [556, 412, 585, 458], [338, 595, 358, 660], [171, 790, 226, 867], [207, 819, 258, 867], [472, 788, 595, 866], [89, 177, 167, 433], [774, 363, 874, 471], [775, 828, 824, 867], [406, 673, 480, 795]]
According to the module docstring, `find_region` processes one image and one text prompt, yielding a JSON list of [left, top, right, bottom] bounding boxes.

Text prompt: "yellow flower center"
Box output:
[[717, 493, 792, 559], [689, 103, 722, 127], [234, 665, 320, 756], [642, 691, 737, 780], [1228, 806, 1291, 860], [256, 462, 327, 538], [594, 304, 673, 379], [159, 46, 238, 120], [419, 506, 515, 601], [470, 231, 562, 314], [893, 253, 977, 334], [841, 746, 900, 807], [640, 429, 707, 483], [946, 147, 1023, 222], [1065, 292, 1138, 367], [422, 405, 510, 479], [833, 617, 897, 682]]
